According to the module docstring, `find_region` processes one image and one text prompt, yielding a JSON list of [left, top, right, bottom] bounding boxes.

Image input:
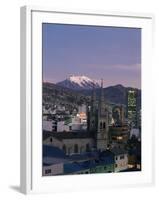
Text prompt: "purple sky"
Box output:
[[42, 23, 141, 89]]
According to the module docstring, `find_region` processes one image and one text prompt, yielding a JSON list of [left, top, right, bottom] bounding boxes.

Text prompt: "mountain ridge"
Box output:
[[43, 81, 141, 108]]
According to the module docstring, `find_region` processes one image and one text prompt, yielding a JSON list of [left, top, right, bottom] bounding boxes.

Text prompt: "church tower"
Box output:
[[96, 79, 109, 151], [88, 83, 98, 132], [89, 82, 98, 132]]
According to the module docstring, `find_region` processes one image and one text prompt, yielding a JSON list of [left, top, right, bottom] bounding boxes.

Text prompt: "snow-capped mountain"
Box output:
[[56, 75, 100, 90]]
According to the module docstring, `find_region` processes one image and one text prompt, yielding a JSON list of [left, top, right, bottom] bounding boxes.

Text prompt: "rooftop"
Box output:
[[43, 144, 66, 158], [111, 147, 128, 155], [43, 130, 95, 141]]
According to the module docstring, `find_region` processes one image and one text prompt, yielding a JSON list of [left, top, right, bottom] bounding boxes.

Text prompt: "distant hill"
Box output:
[[43, 82, 90, 108], [81, 84, 141, 107], [43, 82, 141, 108]]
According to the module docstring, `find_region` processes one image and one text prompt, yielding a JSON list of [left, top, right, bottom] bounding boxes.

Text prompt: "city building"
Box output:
[[127, 89, 138, 127], [43, 131, 95, 155], [43, 119, 57, 132], [111, 148, 128, 172], [88, 79, 109, 151], [112, 104, 126, 125], [109, 124, 130, 145], [43, 144, 115, 175], [57, 121, 71, 132], [130, 128, 140, 139], [43, 79, 110, 155], [42, 80, 141, 175], [43, 145, 66, 176]]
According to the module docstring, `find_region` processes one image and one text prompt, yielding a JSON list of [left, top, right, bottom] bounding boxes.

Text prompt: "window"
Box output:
[[45, 169, 51, 174], [74, 144, 78, 153], [100, 122, 102, 129], [120, 155, 125, 160], [80, 146, 84, 153], [86, 143, 90, 152], [104, 166, 107, 170], [103, 122, 106, 129], [63, 144, 66, 154], [68, 147, 71, 155]]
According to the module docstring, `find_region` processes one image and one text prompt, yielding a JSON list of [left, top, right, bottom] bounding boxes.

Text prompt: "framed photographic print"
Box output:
[[20, 6, 154, 194]]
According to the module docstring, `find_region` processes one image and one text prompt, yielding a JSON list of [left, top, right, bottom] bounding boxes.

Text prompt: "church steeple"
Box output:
[[99, 79, 105, 116], [101, 78, 104, 99], [97, 78, 109, 151], [88, 80, 98, 132], [91, 81, 96, 113]]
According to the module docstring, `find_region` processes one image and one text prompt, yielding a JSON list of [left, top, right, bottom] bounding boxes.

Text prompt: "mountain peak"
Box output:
[[57, 75, 100, 90]]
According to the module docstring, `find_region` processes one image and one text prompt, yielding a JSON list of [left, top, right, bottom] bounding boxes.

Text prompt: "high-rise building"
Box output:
[[127, 90, 138, 127]]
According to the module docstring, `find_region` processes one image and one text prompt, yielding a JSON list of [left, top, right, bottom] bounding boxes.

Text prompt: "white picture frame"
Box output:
[[20, 6, 154, 194]]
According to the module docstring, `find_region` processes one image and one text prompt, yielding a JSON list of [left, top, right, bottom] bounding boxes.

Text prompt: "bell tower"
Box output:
[[97, 79, 109, 151], [89, 82, 98, 132]]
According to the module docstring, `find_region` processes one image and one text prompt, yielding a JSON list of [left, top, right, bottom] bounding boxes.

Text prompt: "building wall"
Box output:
[[43, 136, 63, 149], [57, 121, 70, 132], [43, 120, 53, 132], [130, 128, 140, 139], [90, 164, 114, 173], [42, 163, 63, 176], [63, 138, 95, 155], [44, 136, 95, 155], [114, 153, 128, 172]]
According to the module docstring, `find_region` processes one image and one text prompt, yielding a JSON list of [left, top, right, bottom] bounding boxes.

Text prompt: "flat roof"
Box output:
[[43, 130, 95, 140]]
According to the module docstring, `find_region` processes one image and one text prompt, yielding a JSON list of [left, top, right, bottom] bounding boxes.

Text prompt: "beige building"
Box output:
[[111, 148, 128, 172], [43, 131, 95, 155]]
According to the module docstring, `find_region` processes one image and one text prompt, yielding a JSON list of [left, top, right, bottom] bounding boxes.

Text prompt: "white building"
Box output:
[[57, 121, 71, 132], [112, 148, 128, 172], [43, 120, 53, 132], [78, 104, 87, 113], [43, 120, 57, 132], [57, 105, 65, 111], [130, 128, 140, 139], [43, 163, 63, 176]]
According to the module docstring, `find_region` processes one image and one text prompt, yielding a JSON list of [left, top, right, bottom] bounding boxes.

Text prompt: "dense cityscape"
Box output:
[[42, 76, 141, 176], [42, 23, 141, 176]]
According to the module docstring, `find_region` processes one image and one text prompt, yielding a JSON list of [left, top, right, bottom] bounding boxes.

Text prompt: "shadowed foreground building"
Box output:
[[43, 145, 128, 176]]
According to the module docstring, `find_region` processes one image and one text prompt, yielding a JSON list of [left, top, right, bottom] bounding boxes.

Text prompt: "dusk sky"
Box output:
[[42, 23, 141, 89]]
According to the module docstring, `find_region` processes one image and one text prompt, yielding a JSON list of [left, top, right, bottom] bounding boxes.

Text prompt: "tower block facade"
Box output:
[[97, 79, 109, 151]]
